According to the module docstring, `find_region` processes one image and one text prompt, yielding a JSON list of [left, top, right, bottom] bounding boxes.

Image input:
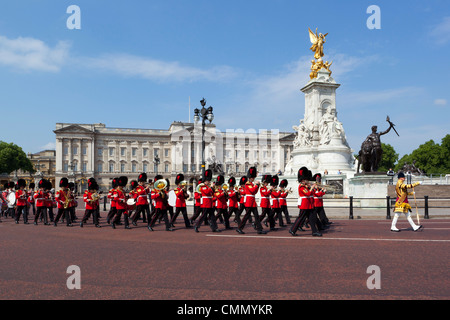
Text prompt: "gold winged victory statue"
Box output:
[[308, 28, 332, 79]]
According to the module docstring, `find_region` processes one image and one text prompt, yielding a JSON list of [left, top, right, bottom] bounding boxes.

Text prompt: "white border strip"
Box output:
[[206, 234, 450, 242]]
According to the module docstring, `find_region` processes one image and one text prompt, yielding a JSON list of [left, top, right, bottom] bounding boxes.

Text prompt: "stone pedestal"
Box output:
[[347, 174, 390, 208]]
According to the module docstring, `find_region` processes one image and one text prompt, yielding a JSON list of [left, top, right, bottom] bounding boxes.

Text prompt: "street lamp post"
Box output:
[[193, 98, 214, 180], [154, 154, 160, 176]]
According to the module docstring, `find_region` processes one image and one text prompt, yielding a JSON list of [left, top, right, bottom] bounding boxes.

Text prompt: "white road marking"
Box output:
[[206, 234, 450, 242]]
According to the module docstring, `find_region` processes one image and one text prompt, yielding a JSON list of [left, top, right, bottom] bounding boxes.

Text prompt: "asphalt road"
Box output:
[[0, 212, 449, 301]]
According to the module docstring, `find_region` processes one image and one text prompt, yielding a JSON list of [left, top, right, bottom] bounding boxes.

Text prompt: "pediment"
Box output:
[[54, 124, 93, 134]]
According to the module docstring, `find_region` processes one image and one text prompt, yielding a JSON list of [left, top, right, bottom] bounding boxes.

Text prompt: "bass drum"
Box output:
[[168, 190, 176, 207], [7, 192, 16, 208]]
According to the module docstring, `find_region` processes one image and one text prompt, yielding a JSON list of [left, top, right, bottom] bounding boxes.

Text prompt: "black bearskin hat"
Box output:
[[279, 179, 288, 188], [239, 176, 248, 186], [138, 172, 147, 182], [270, 175, 279, 187], [298, 166, 309, 183], [17, 179, 26, 188], [204, 169, 213, 182], [59, 177, 69, 188], [228, 177, 236, 187], [118, 176, 128, 187], [130, 180, 138, 189], [175, 173, 185, 185], [112, 177, 119, 188], [247, 167, 257, 178], [38, 179, 47, 189], [313, 173, 322, 183], [216, 175, 224, 186], [29, 182, 35, 189], [154, 175, 163, 182]]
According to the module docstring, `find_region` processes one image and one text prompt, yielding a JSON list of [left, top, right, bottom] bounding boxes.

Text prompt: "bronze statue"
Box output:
[[357, 117, 397, 173]]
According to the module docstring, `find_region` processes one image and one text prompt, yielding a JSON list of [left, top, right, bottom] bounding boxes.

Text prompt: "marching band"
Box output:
[[0, 166, 333, 236]]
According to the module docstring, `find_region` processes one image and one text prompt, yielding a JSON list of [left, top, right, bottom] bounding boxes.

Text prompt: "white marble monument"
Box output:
[[285, 68, 355, 177]]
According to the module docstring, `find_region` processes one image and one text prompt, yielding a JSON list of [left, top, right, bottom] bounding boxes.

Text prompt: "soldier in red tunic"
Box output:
[[54, 177, 73, 227], [111, 176, 130, 229], [194, 169, 220, 233], [34, 179, 49, 225], [15, 179, 29, 224], [289, 167, 322, 237], [170, 173, 191, 229], [278, 179, 292, 226], [226, 177, 239, 226], [106, 177, 119, 224], [214, 175, 231, 230], [269, 175, 281, 230], [132, 173, 151, 226], [148, 175, 173, 232], [236, 167, 266, 235], [258, 174, 273, 228]]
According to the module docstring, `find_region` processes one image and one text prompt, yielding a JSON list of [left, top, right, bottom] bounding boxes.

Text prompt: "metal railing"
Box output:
[[340, 196, 450, 220]]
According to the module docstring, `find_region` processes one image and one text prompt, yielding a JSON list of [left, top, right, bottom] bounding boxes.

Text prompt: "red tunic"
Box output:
[[114, 189, 127, 210], [174, 187, 187, 208], [135, 185, 149, 206], [34, 190, 48, 207], [271, 190, 281, 209], [259, 186, 271, 208], [279, 190, 288, 206], [313, 189, 325, 208], [215, 189, 227, 209], [228, 189, 238, 208], [298, 185, 313, 210], [15, 189, 27, 207], [200, 185, 214, 209], [244, 182, 259, 208], [55, 189, 70, 209]]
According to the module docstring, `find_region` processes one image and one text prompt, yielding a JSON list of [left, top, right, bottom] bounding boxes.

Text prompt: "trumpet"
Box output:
[[222, 183, 229, 191]]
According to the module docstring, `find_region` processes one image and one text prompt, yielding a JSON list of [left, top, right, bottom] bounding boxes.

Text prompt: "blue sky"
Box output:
[[0, 0, 449, 159]]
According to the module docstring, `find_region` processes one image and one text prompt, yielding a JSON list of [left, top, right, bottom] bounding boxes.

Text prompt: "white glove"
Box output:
[[419, 181, 423, 185]]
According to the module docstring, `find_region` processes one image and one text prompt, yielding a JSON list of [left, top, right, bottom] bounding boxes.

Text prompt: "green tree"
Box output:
[[394, 135, 450, 174], [378, 143, 399, 172], [0, 141, 35, 174]]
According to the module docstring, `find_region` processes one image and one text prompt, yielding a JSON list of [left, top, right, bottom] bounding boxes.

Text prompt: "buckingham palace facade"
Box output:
[[54, 122, 295, 191]]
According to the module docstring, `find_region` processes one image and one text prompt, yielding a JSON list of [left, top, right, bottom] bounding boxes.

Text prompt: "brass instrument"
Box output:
[[195, 183, 204, 193], [222, 183, 229, 191], [154, 179, 168, 191], [63, 189, 71, 209], [91, 191, 100, 202]]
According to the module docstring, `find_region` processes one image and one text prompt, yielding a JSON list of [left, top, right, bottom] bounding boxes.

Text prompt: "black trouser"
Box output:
[[228, 206, 238, 225], [7, 207, 15, 218], [107, 206, 117, 223], [149, 208, 171, 229], [291, 209, 318, 234], [82, 209, 99, 225], [191, 204, 201, 222], [215, 208, 230, 229], [111, 209, 128, 227], [47, 207, 54, 222], [235, 203, 246, 224], [133, 204, 150, 223], [35, 206, 48, 224], [239, 207, 263, 231], [55, 208, 72, 226], [260, 207, 275, 229], [15, 206, 28, 223], [195, 207, 218, 231], [315, 206, 329, 225], [280, 205, 291, 224], [171, 207, 191, 228]]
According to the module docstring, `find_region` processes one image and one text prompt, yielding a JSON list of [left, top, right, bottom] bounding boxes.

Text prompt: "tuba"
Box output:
[[196, 183, 204, 193], [154, 179, 168, 191]]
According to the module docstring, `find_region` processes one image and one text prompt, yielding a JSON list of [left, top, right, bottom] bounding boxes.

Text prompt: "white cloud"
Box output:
[[0, 35, 70, 72], [429, 16, 450, 45], [434, 98, 447, 106], [85, 53, 238, 83]]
